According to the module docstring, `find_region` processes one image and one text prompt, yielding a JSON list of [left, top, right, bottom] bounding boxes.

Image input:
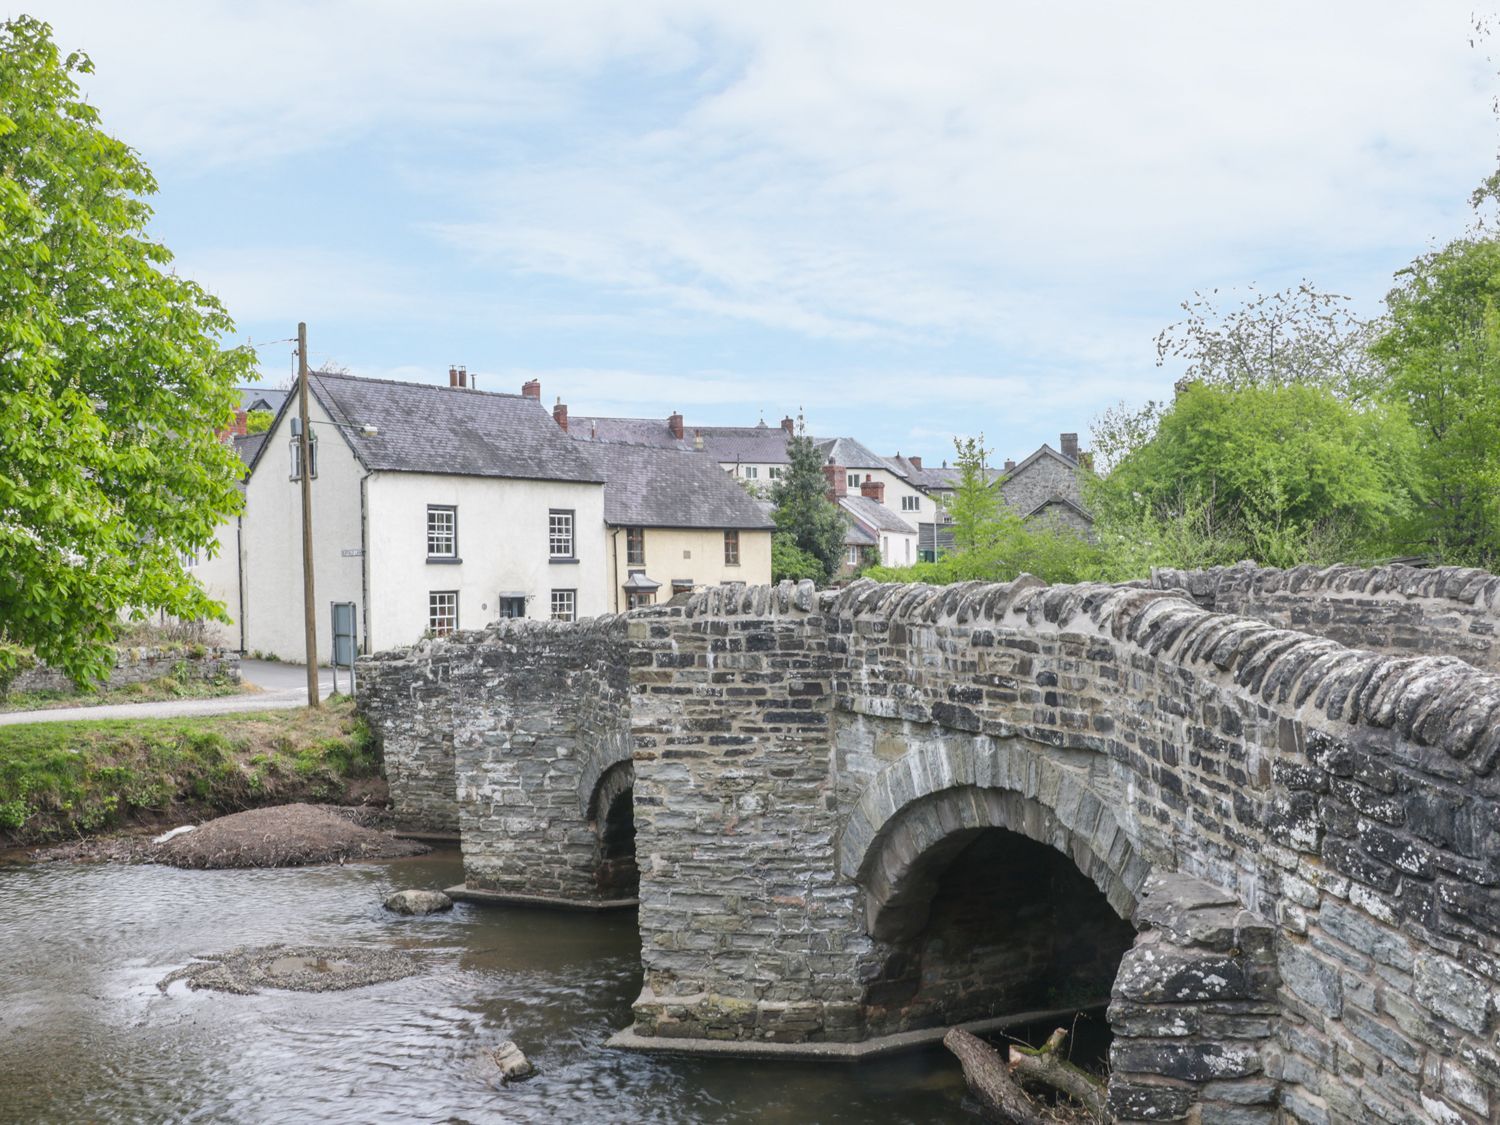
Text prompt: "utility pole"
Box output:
[[297, 321, 320, 708]]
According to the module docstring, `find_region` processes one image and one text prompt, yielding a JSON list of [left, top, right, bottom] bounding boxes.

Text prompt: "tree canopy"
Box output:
[[771, 428, 846, 581], [1371, 237, 1500, 567], [1088, 381, 1417, 569], [0, 16, 254, 681]]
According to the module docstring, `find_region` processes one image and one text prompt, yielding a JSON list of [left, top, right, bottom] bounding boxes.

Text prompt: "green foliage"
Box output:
[[771, 427, 846, 581], [0, 699, 375, 841], [866, 517, 1104, 587], [771, 534, 825, 582], [946, 436, 1007, 552], [244, 409, 273, 434], [1371, 237, 1500, 567], [0, 17, 254, 684], [1087, 381, 1418, 570]]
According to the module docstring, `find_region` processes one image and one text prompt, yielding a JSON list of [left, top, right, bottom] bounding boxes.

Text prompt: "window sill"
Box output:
[[724, 562, 740, 567], [550, 557, 580, 565], [426, 556, 462, 565]]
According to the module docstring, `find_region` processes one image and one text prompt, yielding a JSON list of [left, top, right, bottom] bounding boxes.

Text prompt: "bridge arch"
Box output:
[[586, 758, 638, 899], [839, 738, 1154, 936]]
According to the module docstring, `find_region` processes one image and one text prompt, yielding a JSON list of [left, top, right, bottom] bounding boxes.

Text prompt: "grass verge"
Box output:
[[0, 673, 252, 713], [0, 698, 380, 844]]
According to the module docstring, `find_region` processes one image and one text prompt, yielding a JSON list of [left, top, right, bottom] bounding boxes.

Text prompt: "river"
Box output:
[[0, 849, 978, 1123]]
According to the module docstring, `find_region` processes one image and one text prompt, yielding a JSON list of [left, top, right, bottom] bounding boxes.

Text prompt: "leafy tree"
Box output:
[[947, 436, 1006, 552], [1088, 381, 1418, 569], [0, 17, 254, 682], [770, 426, 845, 581], [245, 410, 274, 435], [1371, 237, 1500, 566], [1155, 282, 1384, 401], [771, 535, 825, 582]]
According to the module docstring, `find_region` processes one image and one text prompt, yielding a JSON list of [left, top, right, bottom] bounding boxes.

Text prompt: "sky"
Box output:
[[23, 1, 1500, 464]]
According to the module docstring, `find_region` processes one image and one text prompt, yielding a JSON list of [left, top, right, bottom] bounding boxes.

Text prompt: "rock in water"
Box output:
[[493, 1040, 536, 1083], [384, 889, 453, 915]]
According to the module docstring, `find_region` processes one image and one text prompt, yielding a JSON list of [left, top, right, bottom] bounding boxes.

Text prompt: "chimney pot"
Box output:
[[693, 429, 704, 451], [449, 366, 458, 388], [823, 463, 847, 500], [860, 478, 885, 504], [1060, 432, 1080, 460], [909, 455, 922, 470], [553, 399, 569, 432], [521, 379, 541, 400], [668, 412, 684, 441]]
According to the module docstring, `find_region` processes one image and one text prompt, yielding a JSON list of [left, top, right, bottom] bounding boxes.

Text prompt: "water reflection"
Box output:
[[0, 852, 973, 1123]]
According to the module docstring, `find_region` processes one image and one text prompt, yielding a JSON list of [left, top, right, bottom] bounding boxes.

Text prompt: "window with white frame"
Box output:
[[847, 545, 861, 566], [289, 436, 318, 481], [743, 466, 759, 479], [428, 591, 458, 636], [724, 529, 740, 565], [901, 495, 920, 512], [847, 473, 861, 489], [550, 589, 576, 621], [626, 527, 645, 565], [427, 505, 457, 559], [549, 510, 575, 558], [769, 466, 782, 479]]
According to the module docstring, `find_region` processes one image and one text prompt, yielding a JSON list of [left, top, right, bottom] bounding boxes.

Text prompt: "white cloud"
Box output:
[[27, 0, 1500, 455]]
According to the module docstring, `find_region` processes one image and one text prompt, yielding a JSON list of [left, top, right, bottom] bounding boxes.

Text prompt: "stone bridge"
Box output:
[[357, 564, 1500, 1124]]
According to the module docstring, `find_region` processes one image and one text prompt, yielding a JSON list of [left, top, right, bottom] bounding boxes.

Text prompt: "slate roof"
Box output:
[[581, 442, 775, 530], [297, 372, 603, 483], [236, 385, 289, 415], [569, 416, 689, 449], [839, 495, 917, 536], [845, 522, 878, 547], [232, 432, 266, 475], [696, 425, 794, 464], [816, 436, 890, 471], [885, 454, 953, 490]]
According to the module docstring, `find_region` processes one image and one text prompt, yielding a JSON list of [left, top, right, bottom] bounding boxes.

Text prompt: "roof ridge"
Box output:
[[311, 369, 529, 401]]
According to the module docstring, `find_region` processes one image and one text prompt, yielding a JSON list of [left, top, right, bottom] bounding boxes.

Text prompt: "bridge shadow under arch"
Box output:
[[840, 740, 1155, 1037], [588, 760, 638, 899]]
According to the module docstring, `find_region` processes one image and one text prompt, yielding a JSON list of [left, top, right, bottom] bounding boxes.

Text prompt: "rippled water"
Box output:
[[0, 851, 976, 1124]]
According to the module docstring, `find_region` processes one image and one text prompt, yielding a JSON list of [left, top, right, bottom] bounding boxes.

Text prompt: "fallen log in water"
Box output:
[[943, 1027, 1045, 1125], [1009, 1028, 1107, 1120]]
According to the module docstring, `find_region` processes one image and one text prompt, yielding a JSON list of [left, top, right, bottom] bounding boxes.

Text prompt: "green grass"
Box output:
[[0, 699, 378, 842], [0, 671, 249, 713]]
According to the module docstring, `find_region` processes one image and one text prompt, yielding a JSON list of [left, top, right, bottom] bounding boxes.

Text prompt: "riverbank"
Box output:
[[0, 699, 382, 844]]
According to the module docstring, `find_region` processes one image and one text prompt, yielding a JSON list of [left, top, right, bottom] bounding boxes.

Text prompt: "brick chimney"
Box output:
[[1004, 459, 1016, 472], [780, 415, 795, 434], [553, 398, 568, 432], [231, 409, 248, 436], [449, 365, 468, 389], [823, 463, 847, 500], [860, 478, 885, 504], [1060, 432, 1079, 461], [521, 378, 541, 400], [908, 455, 922, 470], [668, 412, 684, 440]]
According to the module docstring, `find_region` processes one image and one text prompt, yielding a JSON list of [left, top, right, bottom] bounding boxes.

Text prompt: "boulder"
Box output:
[[384, 889, 453, 915], [493, 1040, 536, 1082]]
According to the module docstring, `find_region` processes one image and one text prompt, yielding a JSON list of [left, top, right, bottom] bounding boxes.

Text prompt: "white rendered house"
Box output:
[[238, 370, 607, 662]]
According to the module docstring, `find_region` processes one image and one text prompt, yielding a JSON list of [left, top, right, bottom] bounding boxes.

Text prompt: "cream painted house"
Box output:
[[238, 371, 607, 662], [580, 442, 775, 610]]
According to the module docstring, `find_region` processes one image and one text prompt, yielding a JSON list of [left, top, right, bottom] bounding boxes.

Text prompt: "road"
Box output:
[[0, 660, 337, 727]]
